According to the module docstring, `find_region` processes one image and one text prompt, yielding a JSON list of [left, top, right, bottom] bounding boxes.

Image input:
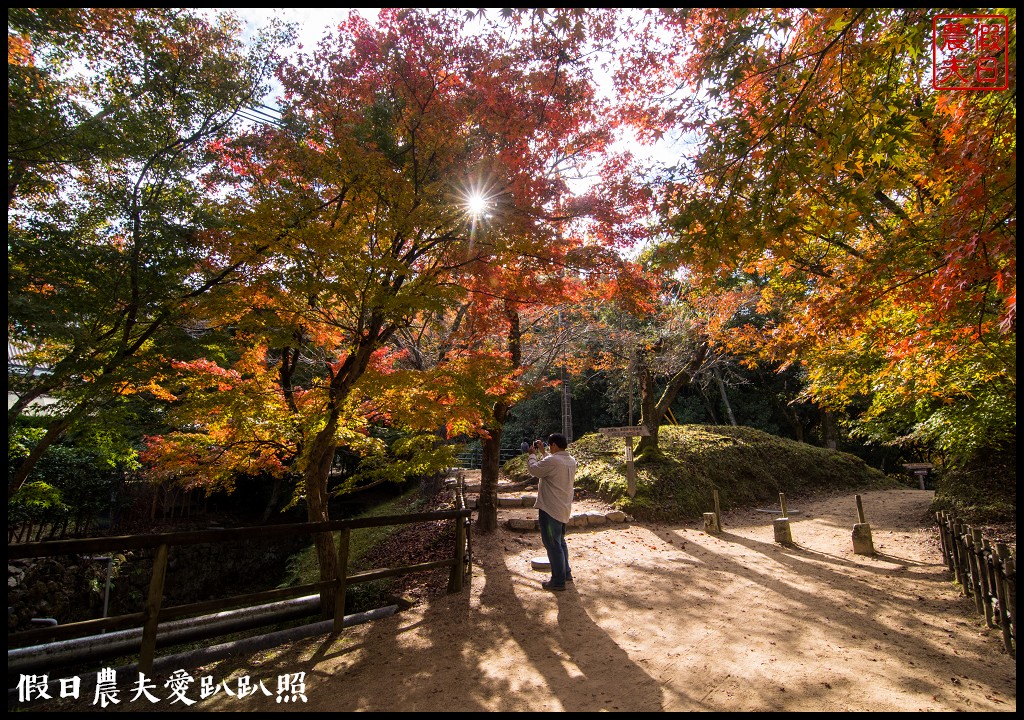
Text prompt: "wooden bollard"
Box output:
[[713, 489, 722, 531], [703, 512, 721, 535], [852, 494, 874, 555]]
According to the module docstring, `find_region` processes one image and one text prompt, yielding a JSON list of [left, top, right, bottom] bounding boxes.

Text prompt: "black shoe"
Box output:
[[541, 581, 566, 592], [565, 576, 574, 584]]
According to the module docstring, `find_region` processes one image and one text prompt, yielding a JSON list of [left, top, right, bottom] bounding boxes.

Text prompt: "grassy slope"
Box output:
[[281, 487, 436, 610], [503, 424, 896, 522]]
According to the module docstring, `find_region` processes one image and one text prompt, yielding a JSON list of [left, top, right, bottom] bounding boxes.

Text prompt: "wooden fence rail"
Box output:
[[8, 506, 473, 674], [935, 511, 1016, 658]]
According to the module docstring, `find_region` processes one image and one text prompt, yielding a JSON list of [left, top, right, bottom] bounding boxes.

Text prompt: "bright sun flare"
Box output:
[[466, 193, 490, 217]]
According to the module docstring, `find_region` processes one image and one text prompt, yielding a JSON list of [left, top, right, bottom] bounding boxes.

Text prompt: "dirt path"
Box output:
[[54, 487, 1017, 712]]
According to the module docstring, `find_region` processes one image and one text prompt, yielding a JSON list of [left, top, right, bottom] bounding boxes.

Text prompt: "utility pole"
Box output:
[[561, 365, 573, 443], [557, 309, 572, 442]]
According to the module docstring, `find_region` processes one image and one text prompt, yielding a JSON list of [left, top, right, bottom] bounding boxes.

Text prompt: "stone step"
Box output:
[[506, 510, 628, 532], [461, 494, 537, 509], [462, 483, 531, 494], [450, 481, 628, 532]]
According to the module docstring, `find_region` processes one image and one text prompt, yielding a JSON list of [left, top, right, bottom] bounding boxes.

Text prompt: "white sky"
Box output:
[[216, 7, 678, 199], [225, 7, 378, 54]]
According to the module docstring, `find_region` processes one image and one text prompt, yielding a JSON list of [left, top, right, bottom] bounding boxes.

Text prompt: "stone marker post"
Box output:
[[773, 492, 793, 546], [704, 488, 722, 534], [852, 494, 874, 555], [703, 512, 720, 534]]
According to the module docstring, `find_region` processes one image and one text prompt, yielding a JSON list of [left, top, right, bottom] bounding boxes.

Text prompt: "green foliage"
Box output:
[[930, 445, 1016, 524], [9, 425, 124, 531], [504, 424, 894, 522], [502, 386, 565, 448], [334, 433, 457, 497], [8, 481, 68, 526], [624, 7, 1016, 483], [906, 381, 1016, 459], [7, 7, 292, 492]]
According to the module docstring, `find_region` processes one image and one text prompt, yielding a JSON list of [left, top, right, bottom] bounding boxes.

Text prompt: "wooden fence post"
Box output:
[[959, 523, 971, 593], [966, 526, 984, 613], [703, 512, 721, 535], [333, 529, 350, 634], [974, 532, 991, 622], [994, 543, 1016, 657], [981, 538, 996, 628], [464, 516, 473, 582], [937, 512, 951, 570], [951, 520, 965, 589], [139, 543, 169, 674]]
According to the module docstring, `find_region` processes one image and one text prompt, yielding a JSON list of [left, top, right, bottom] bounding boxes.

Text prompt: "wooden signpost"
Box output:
[[902, 463, 933, 489], [598, 426, 650, 498]]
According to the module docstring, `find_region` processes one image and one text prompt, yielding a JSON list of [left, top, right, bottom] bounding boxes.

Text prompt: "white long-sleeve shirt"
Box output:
[[527, 449, 577, 524]]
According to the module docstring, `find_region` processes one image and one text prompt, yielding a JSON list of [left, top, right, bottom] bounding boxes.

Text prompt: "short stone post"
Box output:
[[773, 517, 793, 546], [852, 494, 874, 555], [704, 488, 722, 534], [703, 512, 721, 535], [773, 493, 793, 546]]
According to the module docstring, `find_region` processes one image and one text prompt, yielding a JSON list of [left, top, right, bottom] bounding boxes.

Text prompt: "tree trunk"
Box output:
[[713, 367, 737, 426], [8, 412, 76, 498], [635, 358, 661, 454], [776, 401, 805, 443], [476, 409, 508, 533], [304, 417, 340, 619], [699, 385, 720, 424], [297, 325, 394, 617], [262, 475, 283, 523], [822, 410, 839, 450], [636, 341, 709, 454], [477, 302, 523, 533]]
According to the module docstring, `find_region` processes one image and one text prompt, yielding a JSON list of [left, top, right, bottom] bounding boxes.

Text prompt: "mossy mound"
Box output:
[[502, 424, 895, 522]]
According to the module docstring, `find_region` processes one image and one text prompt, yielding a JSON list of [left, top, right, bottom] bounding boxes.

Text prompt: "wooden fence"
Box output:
[[8, 506, 473, 674], [455, 448, 521, 469], [935, 511, 1016, 658]]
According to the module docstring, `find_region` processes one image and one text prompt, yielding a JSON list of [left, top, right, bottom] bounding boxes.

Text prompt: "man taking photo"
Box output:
[[527, 433, 577, 592]]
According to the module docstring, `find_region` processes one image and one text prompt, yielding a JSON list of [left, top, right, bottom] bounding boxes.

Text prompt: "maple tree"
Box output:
[[606, 8, 1016, 460], [7, 8, 290, 497], [441, 273, 581, 532], [567, 268, 771, 455], [141, 7, 643, 593]]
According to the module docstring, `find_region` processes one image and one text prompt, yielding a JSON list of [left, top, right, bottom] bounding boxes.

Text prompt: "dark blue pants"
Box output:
[[538, 509, 571, 586]]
